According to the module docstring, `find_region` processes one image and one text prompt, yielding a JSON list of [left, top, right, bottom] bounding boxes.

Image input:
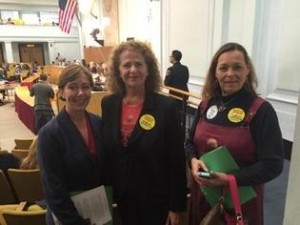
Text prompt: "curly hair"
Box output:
[[106, 40, 162, 95], [201, 42, 258, 101]]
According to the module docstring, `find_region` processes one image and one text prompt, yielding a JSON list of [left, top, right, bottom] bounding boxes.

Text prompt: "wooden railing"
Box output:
[[162, 85, 201, 106], [162, 86, 201, 139]]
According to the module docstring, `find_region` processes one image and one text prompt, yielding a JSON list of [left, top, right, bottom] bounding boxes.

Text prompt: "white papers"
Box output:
[[53, 185, 112, 225]]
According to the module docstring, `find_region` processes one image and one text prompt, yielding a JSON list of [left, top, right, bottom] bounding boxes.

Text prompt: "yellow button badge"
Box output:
[[139, 114, 155, 130], [227, 108, 245, 123]]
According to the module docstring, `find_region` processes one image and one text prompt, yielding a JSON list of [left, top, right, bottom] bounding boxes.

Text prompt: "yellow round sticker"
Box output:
[[139, 114, 155, 130], [227, 108, 245, 123]]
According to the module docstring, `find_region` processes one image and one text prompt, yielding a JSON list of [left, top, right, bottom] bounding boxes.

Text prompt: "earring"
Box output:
[[214, 79, 219, 88]]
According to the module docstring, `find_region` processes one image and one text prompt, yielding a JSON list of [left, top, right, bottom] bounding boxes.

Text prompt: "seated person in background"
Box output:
[[0, 68, 8, 102], [19, 137, 38, 170], [90, 66, 102, 91], [0, 68, 7, 82], [0, 151, 20, 176], [98, 62, 108, 91], [0, 68, 7, 80], [32, 61, 39, 74], [81, 59, 87, 68], [6, 17, 14, 25], [14, 64, 21, 82], [55, 53, 64, 65]]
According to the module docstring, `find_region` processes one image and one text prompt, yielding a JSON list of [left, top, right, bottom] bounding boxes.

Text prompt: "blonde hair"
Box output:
[[19, 137, 38, 170]]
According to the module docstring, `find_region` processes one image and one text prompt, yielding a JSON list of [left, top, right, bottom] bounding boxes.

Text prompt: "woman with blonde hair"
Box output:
[[20, 137, 38, 170]]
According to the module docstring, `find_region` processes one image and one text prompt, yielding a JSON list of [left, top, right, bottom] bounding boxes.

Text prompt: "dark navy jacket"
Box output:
[[38, 108, 106, 225], [164, 61, 189, 98]]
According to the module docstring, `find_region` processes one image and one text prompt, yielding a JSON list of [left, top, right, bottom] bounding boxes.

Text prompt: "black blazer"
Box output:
[[164, 62, 189, 98], [38, 108, 105, 225], [101, 92, 187, 212]]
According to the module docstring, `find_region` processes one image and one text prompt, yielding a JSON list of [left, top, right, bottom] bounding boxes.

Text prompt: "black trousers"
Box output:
[[118, 193, 169, 225], [34, 110, 54, 134]]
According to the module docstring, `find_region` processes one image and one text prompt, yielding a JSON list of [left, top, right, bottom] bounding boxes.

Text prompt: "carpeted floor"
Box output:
[[0, 100, 35, 151], [264, 159, 289, 225]]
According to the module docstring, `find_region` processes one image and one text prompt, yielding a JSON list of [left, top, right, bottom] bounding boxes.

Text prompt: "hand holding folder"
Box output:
[[199, 146, 256, 209]]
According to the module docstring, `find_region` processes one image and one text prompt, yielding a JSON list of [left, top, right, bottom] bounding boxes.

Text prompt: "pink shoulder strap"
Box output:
[[226, 175, 245, 225]]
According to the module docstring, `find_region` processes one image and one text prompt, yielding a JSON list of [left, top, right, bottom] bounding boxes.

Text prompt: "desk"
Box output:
[[20, 74, 39, 89], [14, 86, 56, 134], [43, 66, 63, 85], [0, 82, 19, 105], [14, 86, 35, 134], [15, 87, 107, 134]]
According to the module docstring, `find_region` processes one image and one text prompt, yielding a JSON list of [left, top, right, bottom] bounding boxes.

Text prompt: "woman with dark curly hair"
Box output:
[[101, 41, 187, 225]]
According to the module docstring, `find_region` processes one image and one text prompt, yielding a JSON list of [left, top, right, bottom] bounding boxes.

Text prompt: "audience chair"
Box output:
[[0, 203, 46, 225], [7, 169, 44, 202], [0, 150, 20, 175], [0, 170, 17, 204], [13, 138, 34, 149], [10, 149, 29, 161]]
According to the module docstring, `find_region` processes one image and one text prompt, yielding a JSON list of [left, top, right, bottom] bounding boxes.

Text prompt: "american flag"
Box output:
[[58, 0, 77, 33]]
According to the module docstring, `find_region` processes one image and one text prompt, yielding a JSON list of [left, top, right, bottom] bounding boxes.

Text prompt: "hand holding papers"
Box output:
[[200, 146, 256, 209], [53, 185, 112, 225]]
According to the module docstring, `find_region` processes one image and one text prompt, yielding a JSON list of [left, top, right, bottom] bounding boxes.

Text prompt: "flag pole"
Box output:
[[75, 3, 82, 28]]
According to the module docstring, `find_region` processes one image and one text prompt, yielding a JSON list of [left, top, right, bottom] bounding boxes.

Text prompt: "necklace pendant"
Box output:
[[218, 105, 226, 112]]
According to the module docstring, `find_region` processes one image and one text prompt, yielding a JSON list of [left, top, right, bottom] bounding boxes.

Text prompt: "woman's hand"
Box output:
[[165, 211, 179, 225], [190, 157, 229, 187], [190, 158, 208, 185], [201, 171, 229, 187]]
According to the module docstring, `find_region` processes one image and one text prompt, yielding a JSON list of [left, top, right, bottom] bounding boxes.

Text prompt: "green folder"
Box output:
[[200, 146, 257, 209]]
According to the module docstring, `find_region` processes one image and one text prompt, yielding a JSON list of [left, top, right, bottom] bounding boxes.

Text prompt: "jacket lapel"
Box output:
[[57, 108, 96, 162], [110, 96, 123, 148]]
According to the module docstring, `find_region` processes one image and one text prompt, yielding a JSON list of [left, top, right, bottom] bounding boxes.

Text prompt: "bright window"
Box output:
[[1, 11, 19, 21], [21, 12, 40, 25]]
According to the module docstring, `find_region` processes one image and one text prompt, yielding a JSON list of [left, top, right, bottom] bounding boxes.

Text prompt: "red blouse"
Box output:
[[120, 102, 143, 147]]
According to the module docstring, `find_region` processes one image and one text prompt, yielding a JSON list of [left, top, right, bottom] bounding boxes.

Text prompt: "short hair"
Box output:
[[39, 73, 47, 81], [171, 50, 182, 62]]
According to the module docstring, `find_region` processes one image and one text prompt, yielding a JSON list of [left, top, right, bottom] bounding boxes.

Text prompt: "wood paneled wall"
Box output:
[[43, 65, 63, 85], [83, 46, 114, 64]]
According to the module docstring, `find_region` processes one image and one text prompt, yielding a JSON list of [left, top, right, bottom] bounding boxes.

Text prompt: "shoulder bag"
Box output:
[[200, 175, 245, 225]]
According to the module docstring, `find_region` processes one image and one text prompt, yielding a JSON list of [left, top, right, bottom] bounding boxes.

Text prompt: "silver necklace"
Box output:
[[218, 96, 239, 112]]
